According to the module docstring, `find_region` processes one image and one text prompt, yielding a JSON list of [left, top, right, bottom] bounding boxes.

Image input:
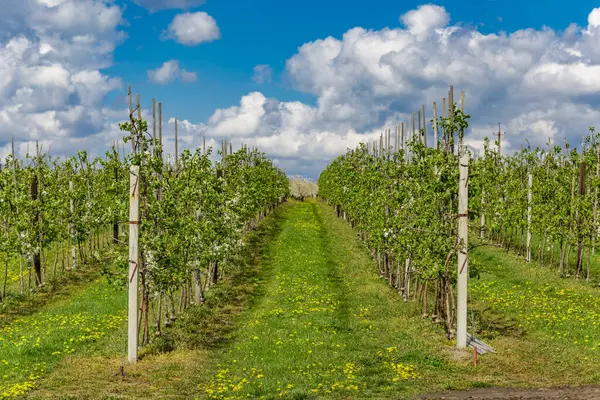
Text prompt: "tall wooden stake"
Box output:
[[526, 173, 532, 262], [128, 165, 140, 363], [456, 149, 469, 349], [497, 123, 503, 157], [11, 139, 24, 293], [576, 161, 587, 273], [422, 104, 427, 147], [174, 118, 179, 172], [158, 102, 163, 159], [69, 181, 76, 269], [480, 189, 486, 239], [152, 99, 156, 153], [432, 102, 438, 150]]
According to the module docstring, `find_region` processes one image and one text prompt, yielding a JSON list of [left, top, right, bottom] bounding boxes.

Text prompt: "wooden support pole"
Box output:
[[576, 161, 587, 273], [449, 86, 455, 154], [69, 181, 76, 269], [433, 102, 438, 150], [497, 123, 502, 157], [456, 149, 469, 349], [526, 173, 532, 262], [174, 118, 179, 172], [128, 165, 140, 363], [401, 122, 406, 159], [152, 98, 156, 152], [11, 138, 24, 293], [128, 85, 134, 152], [158, 102, 163, 158], [442, 97, 447, 150], [422, 104, 427, 147]]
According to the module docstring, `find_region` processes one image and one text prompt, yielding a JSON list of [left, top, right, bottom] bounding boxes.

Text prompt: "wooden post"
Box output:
[[128, 165, 140, 363], [422, 104, 427, 147], [11, 139, 24, 293], [32, 141, 42, 286], [128, 85, 134, 152], [69, 181, 76, 269], [433, 102, 438, 150], [576, 161, 587, 274], [497, 123, 503, 157], [152, 98, 156, 152], [456, 149, 469, 349], [480, 189, 486, 239], [459, 91, 465, 150], [158, 102, 163, 159], [401, 122, 406, 159], [442, 98, 447, 150], [593, 144, 600, 257], [174, 118, 179, 172], [526, 173, 532, 262], [449, 86, 454, 154]]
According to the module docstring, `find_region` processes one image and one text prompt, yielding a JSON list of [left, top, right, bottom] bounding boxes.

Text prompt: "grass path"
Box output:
[[197, 201, 454, 399]]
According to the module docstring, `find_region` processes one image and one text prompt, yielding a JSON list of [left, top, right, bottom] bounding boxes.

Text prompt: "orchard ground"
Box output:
[[4, 200, 600, 399]]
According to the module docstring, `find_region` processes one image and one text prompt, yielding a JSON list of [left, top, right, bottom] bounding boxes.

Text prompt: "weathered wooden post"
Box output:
[[526, 173, 532, 262], [456, 149, 469, 349], [128, 164, 140, 363]]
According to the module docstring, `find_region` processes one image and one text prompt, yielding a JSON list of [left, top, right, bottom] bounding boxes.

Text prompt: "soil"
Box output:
[[421, 386, 600, 400]]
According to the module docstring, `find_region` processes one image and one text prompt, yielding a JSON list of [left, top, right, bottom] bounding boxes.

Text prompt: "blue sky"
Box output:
[[2, 0, 600, 178], [106, 0, 598, 122]]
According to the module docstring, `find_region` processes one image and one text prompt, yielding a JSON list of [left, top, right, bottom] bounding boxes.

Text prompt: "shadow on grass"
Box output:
[[0, 261, 108, 329], [146, 202, 291, 355]]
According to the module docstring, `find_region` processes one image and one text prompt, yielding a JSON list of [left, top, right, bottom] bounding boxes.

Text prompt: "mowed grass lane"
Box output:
[[0, 279, 125, 399], [199, 201, 451, 399]]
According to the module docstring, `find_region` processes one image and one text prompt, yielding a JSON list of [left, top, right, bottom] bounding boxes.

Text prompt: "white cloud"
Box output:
[[0, 0, 124, 150], [400, 4, 450, 38], [148, 60, 197, 84], [163, 12, 220, 46], [252, 64, 272, 84], [5, 2, 600, 179], [165, 5, 600, 177], [132, 0, 206, 12], [588, 8, 600, 28]]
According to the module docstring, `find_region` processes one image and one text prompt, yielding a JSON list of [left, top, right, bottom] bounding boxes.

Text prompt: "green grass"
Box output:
[[195, 201, 458, 399], [24, 203, 290, 400], [17, 200, 600, 399], [468, 245, 600, 385], [0, 278, 125, 399]]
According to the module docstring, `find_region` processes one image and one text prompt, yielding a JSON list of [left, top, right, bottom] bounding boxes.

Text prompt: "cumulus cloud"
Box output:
[[163, 12, 220, 46], [252, 64, 272, 84], [5, 2, 600, 179], [148, 60, 197, 84], [279, 5, 600, 159], [400, 4, 450, 38], [165, 5, 600, 177], [0, 0, 124, 150], [132, 0, 206, 12]]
